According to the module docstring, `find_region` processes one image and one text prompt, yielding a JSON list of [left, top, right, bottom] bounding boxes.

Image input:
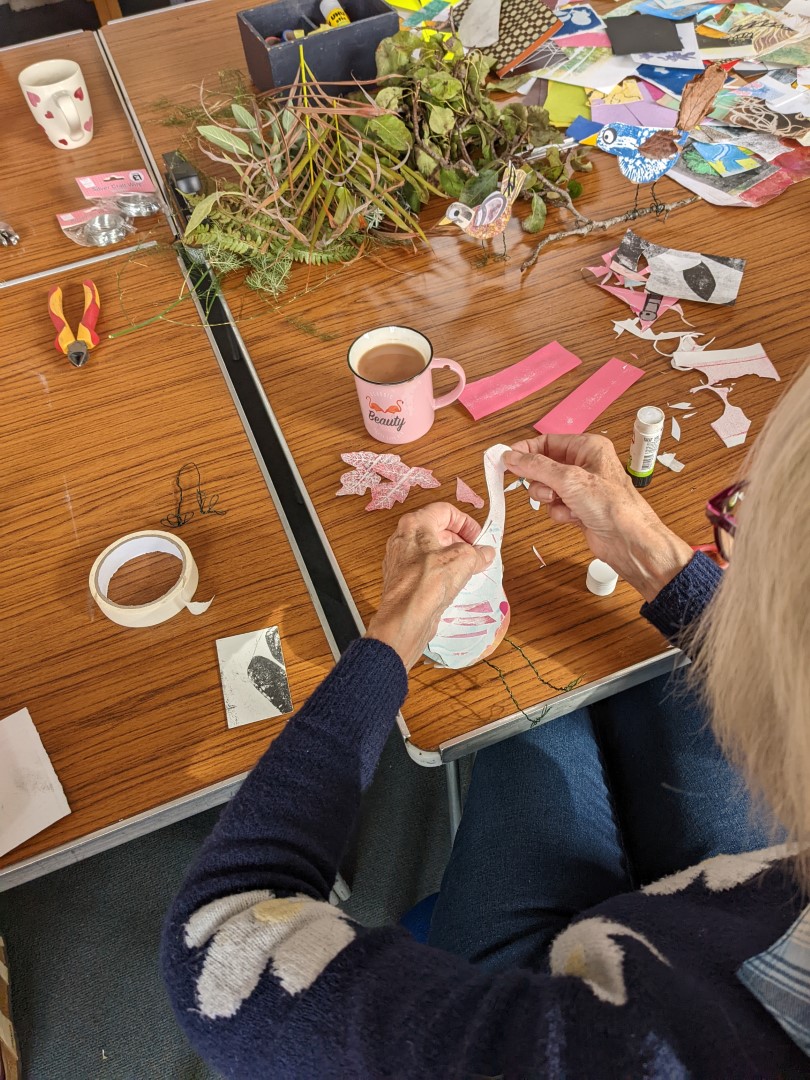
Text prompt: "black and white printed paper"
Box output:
[[216, 626, 293, 729]]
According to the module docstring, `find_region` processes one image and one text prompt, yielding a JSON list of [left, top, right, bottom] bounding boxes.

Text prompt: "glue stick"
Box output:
[[320, 0, 350, 26], [627, 406, 664, 488]]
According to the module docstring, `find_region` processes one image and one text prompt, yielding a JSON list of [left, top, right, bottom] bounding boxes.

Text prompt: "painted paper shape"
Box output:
[[425, 444, 511, 670], [534, 359, 645, 434], [216, 626, 293, 729], [456, 477, 484, 509], [671, 343, 779, 384], [613, 229, 746, 305], [657, 451, 686, 472], [336, 451, 401, 496], [691, 384, 751, 447], [0, 708, 71, 857], [459, 341, 582, 420], [366, 460, 440, 511]]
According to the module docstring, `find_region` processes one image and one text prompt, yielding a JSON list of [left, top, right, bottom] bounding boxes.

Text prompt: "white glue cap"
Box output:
[[586, 559, 619, 596]]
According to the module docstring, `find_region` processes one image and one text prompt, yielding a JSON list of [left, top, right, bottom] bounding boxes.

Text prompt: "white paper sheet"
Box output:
[[0, 708, 70, 858], [216, 626, 293, 729]]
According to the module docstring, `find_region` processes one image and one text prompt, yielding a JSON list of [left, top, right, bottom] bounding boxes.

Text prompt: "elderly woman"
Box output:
[[162, 367, 809, 1078]]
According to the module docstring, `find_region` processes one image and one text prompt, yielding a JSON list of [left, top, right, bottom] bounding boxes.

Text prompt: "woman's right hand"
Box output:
[[505, 435, 694, 603]]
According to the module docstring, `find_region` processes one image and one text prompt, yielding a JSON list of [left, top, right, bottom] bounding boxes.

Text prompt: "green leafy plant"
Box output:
[[178, 63, 443, 296], [358, 31, 590, 227]]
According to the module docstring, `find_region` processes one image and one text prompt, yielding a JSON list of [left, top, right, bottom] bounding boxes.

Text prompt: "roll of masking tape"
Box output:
[[89, 530, 213, 628]]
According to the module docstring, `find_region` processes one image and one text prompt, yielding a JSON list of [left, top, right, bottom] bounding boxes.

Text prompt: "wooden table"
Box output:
[[103, 1, 809, 765], [0, 32, 170, 287], [0, 247, 335, 888]]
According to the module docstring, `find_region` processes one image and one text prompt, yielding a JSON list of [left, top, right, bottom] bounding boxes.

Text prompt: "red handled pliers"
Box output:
[[47, 279, 101, 368]]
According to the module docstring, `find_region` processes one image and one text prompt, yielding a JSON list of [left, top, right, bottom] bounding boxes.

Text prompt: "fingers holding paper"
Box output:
[[366, 502, 496, 671], [505, 435, 693, 603]]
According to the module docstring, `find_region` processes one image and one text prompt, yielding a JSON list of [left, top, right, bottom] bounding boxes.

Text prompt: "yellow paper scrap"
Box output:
[[545, 82, 590, 128], [589, 79, 642, 107]]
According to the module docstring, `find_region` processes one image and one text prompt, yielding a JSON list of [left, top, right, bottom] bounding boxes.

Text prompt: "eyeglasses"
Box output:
[[705, 481, 747, 563]]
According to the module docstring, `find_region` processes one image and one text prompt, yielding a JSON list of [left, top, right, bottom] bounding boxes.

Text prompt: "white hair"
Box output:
[[692, 363, 810, 889]]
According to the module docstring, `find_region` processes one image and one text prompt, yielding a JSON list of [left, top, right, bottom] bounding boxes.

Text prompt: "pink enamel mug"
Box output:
[[347, 326, 466, 445]]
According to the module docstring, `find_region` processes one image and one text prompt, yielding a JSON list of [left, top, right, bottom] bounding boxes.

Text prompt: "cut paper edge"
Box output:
[[532, 546, 546, 566], [187, 597, 214, 616], [456, 476, 485, 509], [670, 343, 779, 386], [671, 417, 681, 441], [657, 452, 685, 473]]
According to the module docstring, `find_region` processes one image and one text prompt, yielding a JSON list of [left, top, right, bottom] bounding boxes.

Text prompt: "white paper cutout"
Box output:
[[668, 401, 694, 409], [216, 626, 293, 728], [425, 444, 511, 670], [0, 708, 71, 857], [671, 343, 779, 386], [671, 417, 681, 441], [657, 452, 686, 473], [532, 546, 546, 566], [691, 384, 751, 447]]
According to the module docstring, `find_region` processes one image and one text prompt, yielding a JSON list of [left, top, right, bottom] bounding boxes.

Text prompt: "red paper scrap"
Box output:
[[459, 341, 582, 421], [533, 358, 644, 435], [456, 477, 484, 509], [365, 461, 441, 511]]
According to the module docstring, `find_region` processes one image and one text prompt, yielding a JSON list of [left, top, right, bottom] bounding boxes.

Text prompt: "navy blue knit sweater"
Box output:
[[162, 554, 807, 1078]]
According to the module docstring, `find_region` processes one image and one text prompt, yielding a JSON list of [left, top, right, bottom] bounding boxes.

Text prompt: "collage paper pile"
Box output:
[[399, 0, 810, 208]]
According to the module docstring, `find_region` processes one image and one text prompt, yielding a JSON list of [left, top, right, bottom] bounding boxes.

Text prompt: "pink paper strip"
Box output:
[[459, 342, 582, 421], [533, 358, 644, 434]]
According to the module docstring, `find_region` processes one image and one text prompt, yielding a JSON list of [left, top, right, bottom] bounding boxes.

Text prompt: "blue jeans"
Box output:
[[428, 671, 775, 971]]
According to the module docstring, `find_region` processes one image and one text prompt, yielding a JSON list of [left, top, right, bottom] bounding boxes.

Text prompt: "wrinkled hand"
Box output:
[[505, 435, 693, 603], [366, 503, 495, 670]]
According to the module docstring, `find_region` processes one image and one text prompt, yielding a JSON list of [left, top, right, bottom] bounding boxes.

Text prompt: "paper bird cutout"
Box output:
[[366, 461, 440, 511], [336, 451, 401, 496], [456, 477, 484, 509], [439, 162, 527, 247], [597, 62, 727, 185]]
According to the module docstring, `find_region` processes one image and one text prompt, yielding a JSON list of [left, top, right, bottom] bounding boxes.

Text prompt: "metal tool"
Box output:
[[0, 220, 19, 246], [47, 280, 101, 368]]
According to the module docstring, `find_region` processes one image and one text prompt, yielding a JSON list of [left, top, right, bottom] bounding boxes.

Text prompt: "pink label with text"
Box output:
[[75, 169, 155, 198]]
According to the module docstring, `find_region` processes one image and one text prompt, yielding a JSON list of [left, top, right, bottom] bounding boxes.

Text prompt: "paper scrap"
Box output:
[[425, 444, 510, 670], [613, 319, 705, 348], [456, 476, 484, 509], [691, 384, 751, 447], [533, 358, 645, 434], [216, 626, 293, 729], [614, 230, 746, 306], [657, 451, 686, 472], [458, 0, 501, 48], [671, 416, 681, 441], [670, 343, 779, 385], [336, 451, 400, 496], [532, 546, 546, 566], [504, 479, 524, 493], [605, 12, 683, 55], [366, 460, 441, 511], [668, 401, 694, 409], [459, 341, 582, 421], [0, 708, 71, 858]]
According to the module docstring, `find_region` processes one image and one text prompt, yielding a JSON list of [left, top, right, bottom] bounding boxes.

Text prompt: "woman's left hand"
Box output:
[[366, 502, 495, 671]]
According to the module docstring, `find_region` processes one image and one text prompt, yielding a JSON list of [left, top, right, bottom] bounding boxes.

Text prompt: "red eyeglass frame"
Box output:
[[705, 480, 748, 563]]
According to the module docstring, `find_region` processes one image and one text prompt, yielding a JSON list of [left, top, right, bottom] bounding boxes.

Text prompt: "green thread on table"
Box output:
[[504, 638, 582, 694]]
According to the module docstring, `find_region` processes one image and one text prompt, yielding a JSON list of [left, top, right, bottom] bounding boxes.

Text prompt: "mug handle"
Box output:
[[430, 357, 466, 410], [51, 91, 83, 141]]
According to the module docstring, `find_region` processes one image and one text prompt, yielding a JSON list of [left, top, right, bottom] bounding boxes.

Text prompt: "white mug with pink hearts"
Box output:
[[18, 59, 94, 150]]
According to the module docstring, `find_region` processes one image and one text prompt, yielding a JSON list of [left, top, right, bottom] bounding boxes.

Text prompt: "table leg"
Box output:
[[446, 759, 462, 843], [90, 0, 123, 25]]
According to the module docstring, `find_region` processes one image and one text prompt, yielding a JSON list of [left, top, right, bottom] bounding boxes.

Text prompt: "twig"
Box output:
[[521, 194, 699, 272]]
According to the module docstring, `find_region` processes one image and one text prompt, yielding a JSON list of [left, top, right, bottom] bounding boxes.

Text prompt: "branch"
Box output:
[[521, 195, 699, 273]]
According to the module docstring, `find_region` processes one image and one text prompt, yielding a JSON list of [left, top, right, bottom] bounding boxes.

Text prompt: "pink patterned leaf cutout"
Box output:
[[455, 476, 484, 509], [365, 461, 440, 512], [336, 468, 381, 497], [336, 451, 401, 497]]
